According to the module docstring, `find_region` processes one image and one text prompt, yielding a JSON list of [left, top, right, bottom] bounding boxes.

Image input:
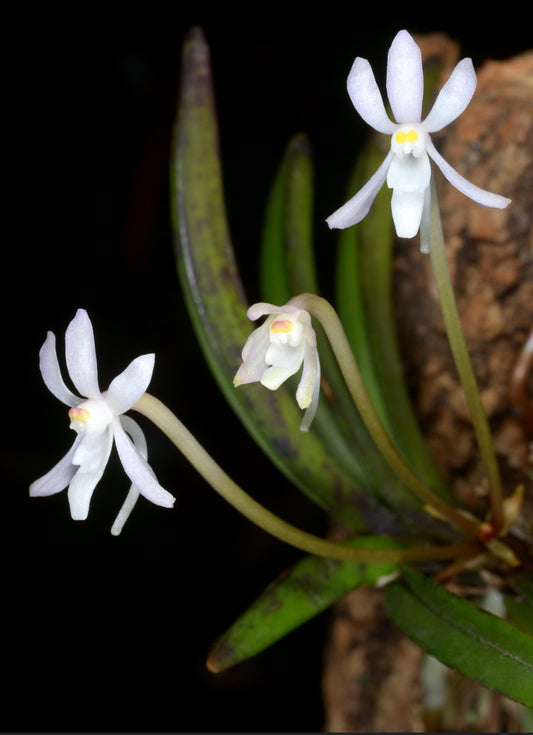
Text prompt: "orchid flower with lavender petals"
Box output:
[[30, 309, 175, 534], [234, 303, 320, 432], [326, 30, 511, 251]]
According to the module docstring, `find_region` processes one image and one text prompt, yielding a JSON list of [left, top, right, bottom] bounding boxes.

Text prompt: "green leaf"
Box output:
[[505, 574, 533, 634], [170, 27, 404, 534], [385, 567, 533, 706], [207, 536, 401, 672]]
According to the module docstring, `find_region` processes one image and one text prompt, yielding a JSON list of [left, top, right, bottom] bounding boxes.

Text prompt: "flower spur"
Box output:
[[326, 30, 510, 250], [30, 309, 175, 534]]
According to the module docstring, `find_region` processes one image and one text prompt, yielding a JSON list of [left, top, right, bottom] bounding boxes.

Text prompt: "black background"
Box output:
[[4, 5, 531, 732]]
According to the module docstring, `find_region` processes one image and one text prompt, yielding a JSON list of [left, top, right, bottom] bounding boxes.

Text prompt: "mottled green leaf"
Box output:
[[170, 27, 404, 534], [385, 567, 533, 706], [207, 536, 401, 672]]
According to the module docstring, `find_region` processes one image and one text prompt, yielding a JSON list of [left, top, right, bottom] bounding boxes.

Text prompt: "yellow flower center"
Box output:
[[68, 407, 91, 423], [270, 319, 294, 334], [395, 129, 419, 144]]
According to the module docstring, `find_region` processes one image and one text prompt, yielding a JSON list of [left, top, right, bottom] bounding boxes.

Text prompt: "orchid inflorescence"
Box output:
[[29, 31, 521, 579]]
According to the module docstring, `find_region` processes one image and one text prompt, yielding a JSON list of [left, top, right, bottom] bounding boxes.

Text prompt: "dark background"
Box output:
[[4, 6, 531, 732]]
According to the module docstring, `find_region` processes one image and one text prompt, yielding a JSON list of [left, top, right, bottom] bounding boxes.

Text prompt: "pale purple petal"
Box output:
[[386, 30, 423, 123], [427, 138, 511, 208], [326, 150, 393, 229], [423, 58, 477, 132], [347, 57, 395, 134], [39, 331, 80, 407], [65, 309, 101, 400], [112, 417, 175, 508], [105, 354, 155, 416], [29, 437, 80, 497], [68, 429, 114, 519]]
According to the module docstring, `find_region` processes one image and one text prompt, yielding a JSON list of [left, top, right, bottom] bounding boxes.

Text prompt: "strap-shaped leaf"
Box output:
[[385, 566, 533, 706], [170, 27, 405, 533], [207, 536, 401, 673]]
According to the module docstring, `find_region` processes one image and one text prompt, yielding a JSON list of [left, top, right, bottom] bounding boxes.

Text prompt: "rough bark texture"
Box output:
[[322, 35, 532, 733]]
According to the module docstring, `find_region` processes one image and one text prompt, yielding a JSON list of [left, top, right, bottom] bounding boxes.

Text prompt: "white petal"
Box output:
[[391, 189, 426, 238], [112, 417, 175, 508], [68, 429, 114, 520], [247, 302, 288, 321], [347, 57, 395, 134], [261, 342, 304, 389], [29, 437, 80, 497], [296, 342, 319, 410], [387, 152, 431, 192], [423, 58, 477, 132], [105, 354, 155, 415], [65, 309, 101, 400], [38, 331, 80, 407], [427, 138, 511, 208], [299, 345, 321, 432], [233, 322, 270, 386], [386, 30, 424, 124], [326, 150, 393, 229], [110, 416, 146, 535]]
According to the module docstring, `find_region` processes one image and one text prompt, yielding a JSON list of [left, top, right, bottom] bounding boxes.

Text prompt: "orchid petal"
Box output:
[[247, 302, 290, 321], [260, 364, 300, 390], [387, 151, 431, 192], [391, 188, 426, 238], [296, 341, 318, 410], [112, 417, 175, 508], [233, 322, 270, 385], [65, 309, 101, 400], [105, 354, 155, 415], [29, 437, 80, 497], [386, 30, 423, 123], [68, 429, 114, 520], [261, 340, 305, 389], [111, 416, 147, 535], [326, 150, 393, 229], [299, 346, 321, 432], [423, 58, 477, 132], [427, 138, 511, 208], [39, 331, 80, 407], [347, 57, 395, 134]]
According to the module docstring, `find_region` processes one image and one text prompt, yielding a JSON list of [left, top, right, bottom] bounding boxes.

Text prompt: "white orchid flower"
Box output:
[[234, 303, 320, 432], [326, 30, 510, 250], [30, 309, 175, 534]]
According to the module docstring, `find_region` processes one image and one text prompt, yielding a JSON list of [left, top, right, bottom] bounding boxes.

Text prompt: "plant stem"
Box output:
[[133, 393, 479, 564], [427, 177, 504, 532], [290, 293, 482, 539]]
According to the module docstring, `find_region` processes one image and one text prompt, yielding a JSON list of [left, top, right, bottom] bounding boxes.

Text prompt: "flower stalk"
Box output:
[[133, 392, 480, 563], [427, 176, 504, 533], [288, 293, 482, 539]]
